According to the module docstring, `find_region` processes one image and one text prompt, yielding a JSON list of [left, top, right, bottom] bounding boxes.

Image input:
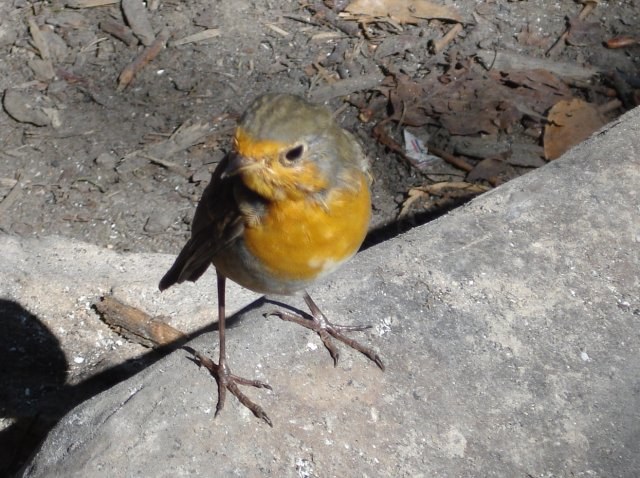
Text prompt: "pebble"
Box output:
[[3, 89, 51, 127], [95, 152, 118, 169], [144, 211, 173, 233]]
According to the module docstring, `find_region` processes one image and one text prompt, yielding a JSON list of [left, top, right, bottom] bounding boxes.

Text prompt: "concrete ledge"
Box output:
[[9, 107, 640, 477]]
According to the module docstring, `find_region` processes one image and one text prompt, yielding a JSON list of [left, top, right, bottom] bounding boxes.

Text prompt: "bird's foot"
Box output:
[[191, 349, 273, 427], [267, 296, 385, 371]]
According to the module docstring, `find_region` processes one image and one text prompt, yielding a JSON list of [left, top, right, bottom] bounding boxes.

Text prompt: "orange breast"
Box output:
[[243, 173, 371, 282]]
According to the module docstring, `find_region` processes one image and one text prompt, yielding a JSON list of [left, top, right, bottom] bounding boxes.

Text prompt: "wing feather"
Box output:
[[158, 155, 245, 290]]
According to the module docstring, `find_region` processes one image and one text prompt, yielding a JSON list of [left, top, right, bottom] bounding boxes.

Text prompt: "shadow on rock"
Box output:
[[0, 299, 67, 475], [1, 295, 279, 476], [0, 299, 152, 475]]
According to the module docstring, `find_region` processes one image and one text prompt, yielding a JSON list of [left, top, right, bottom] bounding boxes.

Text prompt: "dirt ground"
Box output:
[[1, 0, 639, 474]]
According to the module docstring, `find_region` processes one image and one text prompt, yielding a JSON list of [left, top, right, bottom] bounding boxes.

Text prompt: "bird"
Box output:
[[159, 93, 383, 425]]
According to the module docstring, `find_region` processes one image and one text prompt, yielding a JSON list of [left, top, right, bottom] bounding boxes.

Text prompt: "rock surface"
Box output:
[[10, 108, 640, 477]]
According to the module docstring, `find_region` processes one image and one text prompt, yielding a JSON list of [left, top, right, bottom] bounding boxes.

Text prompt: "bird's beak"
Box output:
[[222, 153, 253, 178]]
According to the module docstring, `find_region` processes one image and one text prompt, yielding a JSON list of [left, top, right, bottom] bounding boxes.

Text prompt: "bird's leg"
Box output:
[[191, 272, 273, 426], [268, 291, 385, 371]]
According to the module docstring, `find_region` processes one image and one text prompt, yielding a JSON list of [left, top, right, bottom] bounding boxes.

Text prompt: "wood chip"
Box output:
[[137, 120, 217, 178], [28, 58, 55, 81], [46, 11, 89, 29], [310, 31, 346, 42], [431, 22, 463, 53], [343, 0, 462, 24], [65, 0, 119, 8], [309, 71, 385, 102], [147, 121, 216, 158], [28, 18, 50, 60], [170, 28, 222, 46], [605, 36, 639, 49], [0, 174, 22, 218], [476, 49, 599, 81], [121, 0, 155, 46], [100, 19, 138, 46], [141, 154, 191, 179], [265, 23, 290, 37], [0, 177, 18, 188]]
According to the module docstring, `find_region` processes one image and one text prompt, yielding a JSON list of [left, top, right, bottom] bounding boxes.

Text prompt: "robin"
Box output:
[[159, 93, 383, 426]]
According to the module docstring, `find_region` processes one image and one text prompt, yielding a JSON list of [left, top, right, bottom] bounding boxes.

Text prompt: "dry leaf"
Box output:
[[566, 19, 601, 46], [399, 182, 488, 217], [543, 98, 605, 160], [344, 0, 461, 24], [605, 36, 639, 49], [466, 158, 508, 182]]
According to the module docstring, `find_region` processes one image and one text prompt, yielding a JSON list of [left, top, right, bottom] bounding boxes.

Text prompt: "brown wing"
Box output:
[[158, 154, 244, 291]]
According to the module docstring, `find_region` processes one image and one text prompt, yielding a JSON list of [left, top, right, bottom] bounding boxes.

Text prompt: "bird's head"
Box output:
[[226, 93, 365, 201]]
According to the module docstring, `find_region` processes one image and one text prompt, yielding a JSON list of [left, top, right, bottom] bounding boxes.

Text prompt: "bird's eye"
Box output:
[[284, 144, 305, 162]]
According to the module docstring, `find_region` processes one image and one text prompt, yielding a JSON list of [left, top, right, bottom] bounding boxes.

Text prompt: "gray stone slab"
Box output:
[[14, 108, 640, 477]]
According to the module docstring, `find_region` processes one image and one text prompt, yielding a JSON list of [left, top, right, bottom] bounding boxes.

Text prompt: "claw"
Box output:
[[191, 349, 273, 427], [268, 292, 385, 371]]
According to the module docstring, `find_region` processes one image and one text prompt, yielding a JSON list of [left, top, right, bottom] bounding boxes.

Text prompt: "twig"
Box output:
[[426, 145, 502, 186], [308, 70, 385, 102], [117, 28, 170, 91], [73, 177, 106, 193], [0, 174, 22, 217], [373, 120, 422, 170], [94, 295, 188, 348], [140, 153, 191, 179], [80, 36, 109, 54], [476, 49, 599, 81], [0, 177, 18, 188], [100, 19, 138, 46], [312, 3, 361, 37], [332, 102, 350, 119], [399, 182, 489, 218], [608, 71, 637, 109], [597, 99, 623, 115], [431, 23, 463, 54], [0, 146, 29, 158], [264, 23, 290, 37], [171, 29, 222, 47], [546, 1, 598, 57], [425, 145, 474, 173], [66, 0, 119, 7]]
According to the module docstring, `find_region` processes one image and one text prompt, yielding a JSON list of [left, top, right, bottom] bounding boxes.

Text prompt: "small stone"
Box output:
[[0, 22, 18, 48], [41, 28, 69, 63], [191, 166, 212, 183], [3, 89, 51, 127], [144, 211, 173, 234], [28, 58, 55, 81], [41, 107, 62, 129], [47, 80, 69, 96], [95, 152, 118, 169]]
